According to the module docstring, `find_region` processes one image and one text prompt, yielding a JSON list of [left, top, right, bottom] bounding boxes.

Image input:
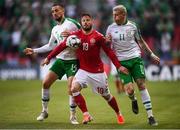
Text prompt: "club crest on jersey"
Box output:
[[90, 38, 96, 44], [126, 30, 134, 37], [126, 29, 134, 40]]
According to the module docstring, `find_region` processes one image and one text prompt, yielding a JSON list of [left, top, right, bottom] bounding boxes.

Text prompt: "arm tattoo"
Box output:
[[137, 36, 152, 55]]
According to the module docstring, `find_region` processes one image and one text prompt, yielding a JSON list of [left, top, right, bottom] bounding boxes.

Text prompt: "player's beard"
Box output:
[[83, 25, 92, 31], [55, 16, 62, 23]]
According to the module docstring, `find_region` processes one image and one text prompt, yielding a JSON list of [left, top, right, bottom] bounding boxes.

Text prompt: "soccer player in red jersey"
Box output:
[[42, 13, 129, 124]]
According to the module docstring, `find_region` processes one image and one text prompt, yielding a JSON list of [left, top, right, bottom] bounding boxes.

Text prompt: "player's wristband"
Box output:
[[150, 53, 156, 58]]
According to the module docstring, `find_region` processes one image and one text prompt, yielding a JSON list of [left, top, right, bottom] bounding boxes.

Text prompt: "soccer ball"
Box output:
[[66, 35, 81, 49]]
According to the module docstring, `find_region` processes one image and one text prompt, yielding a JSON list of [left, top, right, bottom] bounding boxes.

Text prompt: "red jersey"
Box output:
[[47, 29, 121, 73]]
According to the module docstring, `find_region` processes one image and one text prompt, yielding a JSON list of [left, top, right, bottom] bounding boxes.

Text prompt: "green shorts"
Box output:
[[117, 57, 146, 85], [50, 59, 79, 80]]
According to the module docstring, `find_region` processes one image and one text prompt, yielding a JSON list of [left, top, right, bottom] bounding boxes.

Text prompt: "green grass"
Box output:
[[0, 79, 180, 129]]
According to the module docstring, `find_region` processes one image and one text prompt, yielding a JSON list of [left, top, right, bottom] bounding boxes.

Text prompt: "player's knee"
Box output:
[[125, 84, 134, 95], [138, 85, 146, 90], [71, 84, 77, 93], [127, 88, 134, 95], [71, 82, 81, 93]]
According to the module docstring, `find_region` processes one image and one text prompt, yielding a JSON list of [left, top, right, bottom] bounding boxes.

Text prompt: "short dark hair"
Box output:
[[81, 13, 92, 19], [52, 3, 64, 8]]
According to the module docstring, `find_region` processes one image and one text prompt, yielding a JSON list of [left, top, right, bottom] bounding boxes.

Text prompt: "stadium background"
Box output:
[[0, 0, 180, 129]]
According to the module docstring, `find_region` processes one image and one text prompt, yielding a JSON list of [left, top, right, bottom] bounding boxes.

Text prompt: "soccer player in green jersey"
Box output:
[[106, 5, 160, 126], [24, 3, 81, 124]]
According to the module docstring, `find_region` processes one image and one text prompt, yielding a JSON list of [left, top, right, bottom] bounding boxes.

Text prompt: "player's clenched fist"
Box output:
[[61, 30, 70, 37], [23, 48, 34, 55], [41, 58, 50, 66], [150, 53, 160, 65], [118, 66, 129, 75], [105, 34, 112, 42]]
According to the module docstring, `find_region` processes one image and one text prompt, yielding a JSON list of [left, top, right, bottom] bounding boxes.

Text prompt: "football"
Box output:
[[66, 35, 81, 49]]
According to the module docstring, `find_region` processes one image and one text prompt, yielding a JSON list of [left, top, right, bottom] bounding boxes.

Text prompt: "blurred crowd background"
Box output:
[[0, 0, 179, 67]]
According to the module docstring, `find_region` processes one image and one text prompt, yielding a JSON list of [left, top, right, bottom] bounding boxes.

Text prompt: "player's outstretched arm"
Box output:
[[24, 44, 55, 55], [138, 36, 160, 64]]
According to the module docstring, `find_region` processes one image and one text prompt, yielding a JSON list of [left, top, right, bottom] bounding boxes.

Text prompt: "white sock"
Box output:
[[140, 89, 153, 118], [42, 88, 50, 112], [69, 95, 77, 112]]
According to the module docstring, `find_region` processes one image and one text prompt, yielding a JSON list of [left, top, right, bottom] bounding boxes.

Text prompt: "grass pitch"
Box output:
[[0, 79, 180, 129]]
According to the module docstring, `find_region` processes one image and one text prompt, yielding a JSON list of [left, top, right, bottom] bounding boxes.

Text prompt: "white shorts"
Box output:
[[73, 69, 110, 96]]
